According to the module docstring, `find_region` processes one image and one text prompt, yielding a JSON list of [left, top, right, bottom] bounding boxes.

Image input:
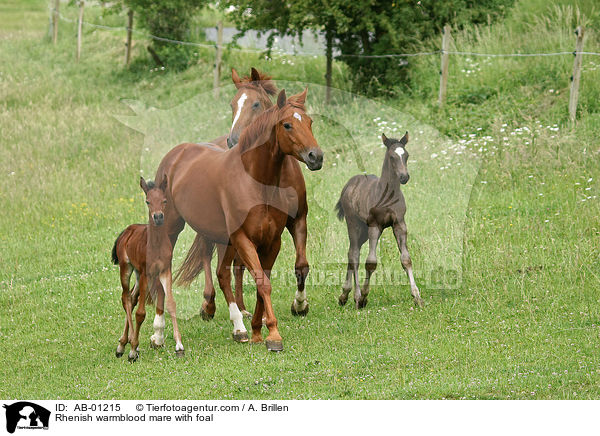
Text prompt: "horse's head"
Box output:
[[140, 175, 168, 226], [275, 88, 323, 171], [382, 132, 410, 184], [228, 67, 276, 148]]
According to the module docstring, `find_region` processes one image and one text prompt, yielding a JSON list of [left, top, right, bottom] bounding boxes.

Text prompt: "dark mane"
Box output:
[[146, 180, 156, 189], [239, 71, 278, 96]]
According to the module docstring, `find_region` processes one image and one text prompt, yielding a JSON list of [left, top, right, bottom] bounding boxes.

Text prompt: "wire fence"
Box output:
[[49, 3, 597, 119], [51, 5, 600, 58]]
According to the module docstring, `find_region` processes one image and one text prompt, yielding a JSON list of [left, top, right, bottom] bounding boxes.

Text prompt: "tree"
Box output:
[[114, 0, 207, 68], [222, 0, 515, 96]]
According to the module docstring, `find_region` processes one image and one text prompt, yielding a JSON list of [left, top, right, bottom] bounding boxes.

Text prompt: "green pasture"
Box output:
[[0, 0, 599, 399]]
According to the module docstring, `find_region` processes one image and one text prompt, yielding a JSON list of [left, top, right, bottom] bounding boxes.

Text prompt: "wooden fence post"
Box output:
[[213, 21, 223, 98], [569, 26, 585, 123], [125, 9, 133, 67], [52, 0, 60, 44], [76, 1, 84, 62], [438, 24, 451, 107]]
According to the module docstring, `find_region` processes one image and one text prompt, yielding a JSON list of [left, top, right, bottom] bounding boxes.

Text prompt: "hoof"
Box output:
[[291, 301, 309, 317], [265, 340, 283, 352], [115, 350, 124, 358], [128, 351, 139, 362], [175, 349, 185, 358], [338, 294, 348, 306], [200, 307, 215, 321], [241, 310, 253, 319], [150, 338, 164, 349], [232, 331, 249, 343], [414, 297, 425, 308], [356, 297, 368, 309]]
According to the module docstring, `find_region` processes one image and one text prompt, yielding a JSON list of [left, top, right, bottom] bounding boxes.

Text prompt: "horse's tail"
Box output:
[[111, 229, 126, 265], [335, 182, 351, 221], [175, 234, 213, 287]]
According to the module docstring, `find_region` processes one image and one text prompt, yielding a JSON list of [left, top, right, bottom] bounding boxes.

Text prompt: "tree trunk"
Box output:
[[325, 25, 333, 105]]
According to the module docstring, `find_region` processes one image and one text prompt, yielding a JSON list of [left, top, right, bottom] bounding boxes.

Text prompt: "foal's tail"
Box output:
[[111, 229, 126, 265], [175, 234, 214, 287], [334, 182, 351, 221]]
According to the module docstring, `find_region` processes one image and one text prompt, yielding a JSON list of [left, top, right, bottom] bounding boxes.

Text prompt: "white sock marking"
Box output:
[[294, 289, 308, 310], [151, 313, 165, 345], [231, 92, 247, 133], [229, 302, 246, 333]]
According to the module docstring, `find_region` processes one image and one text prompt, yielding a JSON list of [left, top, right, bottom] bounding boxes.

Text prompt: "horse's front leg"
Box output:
[[150, 281, 165, 348], [231, 231, 282, 352], [359, 225, 382, 309], [199, 239, 217, 321], [288, 213, 310, 316], [116, 264, 134, 358], [216, 245, 249, 342], [392, 221, 424, 307], [160, 268, 185, 356]]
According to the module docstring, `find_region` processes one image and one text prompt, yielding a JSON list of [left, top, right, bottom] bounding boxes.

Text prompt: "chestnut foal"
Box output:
[[335, 133, 424, 309], [112, 176, 183, 361]]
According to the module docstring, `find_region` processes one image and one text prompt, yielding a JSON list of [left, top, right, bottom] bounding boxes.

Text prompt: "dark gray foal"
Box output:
[[335, 132, 423, 309]]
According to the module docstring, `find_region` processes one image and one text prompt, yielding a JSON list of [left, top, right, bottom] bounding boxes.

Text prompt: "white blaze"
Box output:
[[293, 112, 302, 121], [395, 147, 405, 157], [231, 92, 248, 132]]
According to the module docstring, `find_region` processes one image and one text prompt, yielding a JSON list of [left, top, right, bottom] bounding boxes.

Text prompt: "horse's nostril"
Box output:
[[308, 151, 316, 161]]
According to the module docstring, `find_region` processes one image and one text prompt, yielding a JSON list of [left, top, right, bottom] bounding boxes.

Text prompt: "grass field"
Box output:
[[1, 0, 599, 399]]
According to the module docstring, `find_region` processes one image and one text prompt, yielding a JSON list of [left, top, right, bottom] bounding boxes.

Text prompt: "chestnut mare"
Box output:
[[176, 68, 311, 320], [112, 176, 182, 361], [155, 89, 323, 351]]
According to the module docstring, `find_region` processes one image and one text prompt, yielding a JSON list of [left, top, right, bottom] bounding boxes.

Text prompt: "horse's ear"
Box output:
[[231, 68, 242, 89], [159, 174, 168, 192], [400, 131, 409, 146], [250, 67, 261, 83], [290, 87, 308, 106], [140, 176, 149, 194], [381, 133, 392, 148], [277, 89, 287, 109]]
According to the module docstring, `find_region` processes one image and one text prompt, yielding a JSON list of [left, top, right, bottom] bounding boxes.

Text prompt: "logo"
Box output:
[[2, 402, 50, 434]]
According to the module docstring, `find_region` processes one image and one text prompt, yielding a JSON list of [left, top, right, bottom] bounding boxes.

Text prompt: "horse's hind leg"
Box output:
[[129, 274, 148, 362], [216, 244, 249, 343], [358, 224, 382, 309], [233, 254, 252, 318], [288, 214, 310, 316], [116, 263, 133, 358], [200, 240, 217, 321], [339, 218, 367, 307], [393, 221, 424, 307]]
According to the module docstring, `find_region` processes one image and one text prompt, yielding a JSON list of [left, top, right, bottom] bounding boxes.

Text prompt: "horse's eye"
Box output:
[[252, 101, 260, 109], [283, 123, 292, 130], [163, 200, 167, 204]]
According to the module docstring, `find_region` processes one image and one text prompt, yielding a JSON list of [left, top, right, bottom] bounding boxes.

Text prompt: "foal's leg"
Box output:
[[393, 221, 424, 307], [129, 274, 148, 362], [358, 225, 382, 309], [233, 254, 252, 318], [216, 245, 249, 343], [339, 219, 367, 307], [116, 263, 133, 358], [160, 269, 185, 356], [288, 213, 310, 316], [231, 231, 282, 351], [150, 282, 165, 348]]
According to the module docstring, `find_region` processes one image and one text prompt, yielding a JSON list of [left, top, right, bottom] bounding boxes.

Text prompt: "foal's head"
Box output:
[[274, 88, 323, 171], [140, 176, 168, 226], [228, 67, 276, 148], [382, 132, 410, 184]]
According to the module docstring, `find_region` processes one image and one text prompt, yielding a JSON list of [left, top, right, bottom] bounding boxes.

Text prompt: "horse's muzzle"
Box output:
[[400, 174, 410, 184], [153, 213, 164, 226], [301, 148, 323, 171]]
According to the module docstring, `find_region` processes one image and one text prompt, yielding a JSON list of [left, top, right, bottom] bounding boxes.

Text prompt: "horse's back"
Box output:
[[119, 224, 147, 271], [338, 174, 379, 222]]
